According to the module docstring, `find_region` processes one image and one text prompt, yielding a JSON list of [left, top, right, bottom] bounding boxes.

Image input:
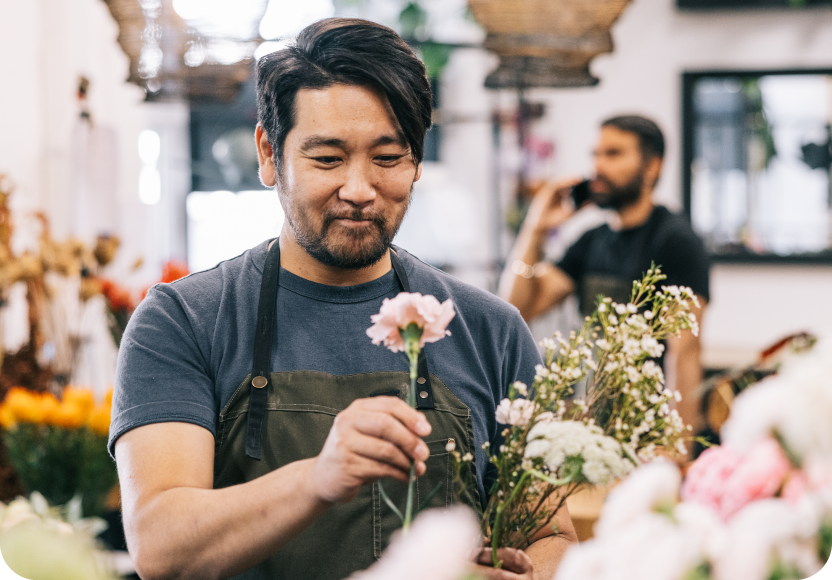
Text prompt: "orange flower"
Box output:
[[160, 260, 189, 284], [86, 405, 111, 436], [100, 278, 135, 313]]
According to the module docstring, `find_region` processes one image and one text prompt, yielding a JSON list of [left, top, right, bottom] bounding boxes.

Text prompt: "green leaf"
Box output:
[[377, 481, 404, 523], [418, 481, 443, 512]]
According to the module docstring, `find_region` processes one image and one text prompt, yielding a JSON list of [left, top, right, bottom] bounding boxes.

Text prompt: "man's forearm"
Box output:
[[526, 533, 576, 580], [498, 223, 547, 317], [125, 458, 330, 580]]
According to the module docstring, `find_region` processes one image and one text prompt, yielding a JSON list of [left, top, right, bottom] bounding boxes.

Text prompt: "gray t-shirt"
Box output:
[[110, 241, 542, 498]]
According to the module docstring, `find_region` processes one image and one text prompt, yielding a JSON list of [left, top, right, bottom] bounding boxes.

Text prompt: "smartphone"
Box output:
[[571, 179, 592, 208]]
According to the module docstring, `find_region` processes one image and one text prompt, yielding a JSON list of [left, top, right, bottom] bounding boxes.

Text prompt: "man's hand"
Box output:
[[310, 396, 432, 504], [471, 547, 533, 580], [525, 177, 582, 234]]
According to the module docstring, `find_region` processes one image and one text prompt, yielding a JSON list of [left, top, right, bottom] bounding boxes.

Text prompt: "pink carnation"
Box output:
[[681, 438, 793, 520], [366, 292, 455, 353]]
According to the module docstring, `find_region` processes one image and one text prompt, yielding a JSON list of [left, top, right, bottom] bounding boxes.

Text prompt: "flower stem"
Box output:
[[402, 328, 421, 531]]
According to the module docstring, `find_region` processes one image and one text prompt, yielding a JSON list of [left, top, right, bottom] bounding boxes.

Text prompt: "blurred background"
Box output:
[[1, 0, 832, 386]]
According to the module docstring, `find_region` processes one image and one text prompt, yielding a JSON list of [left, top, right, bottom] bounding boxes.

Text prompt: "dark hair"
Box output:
[[601, 115, 665, 161], [255, 18, 432, 173]]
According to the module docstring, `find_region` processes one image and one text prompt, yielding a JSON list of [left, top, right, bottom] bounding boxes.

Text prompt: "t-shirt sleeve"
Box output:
[[108, 285, 218, 456], [502, 314, 544, 393], [556, 231, 591, 284], [654, 226, 711, 303]]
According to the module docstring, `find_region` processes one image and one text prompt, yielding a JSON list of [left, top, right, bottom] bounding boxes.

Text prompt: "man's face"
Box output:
[[258, 83, 421, 269], [590, 126, 648, 211]]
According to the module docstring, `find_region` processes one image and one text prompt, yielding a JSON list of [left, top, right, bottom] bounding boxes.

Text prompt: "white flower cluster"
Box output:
[[524, 420, 635, 485], [722, 335, 832, 463], [495, 398, 537, 427], [557, 461, 831, 580], [556, 462, 717, 580]]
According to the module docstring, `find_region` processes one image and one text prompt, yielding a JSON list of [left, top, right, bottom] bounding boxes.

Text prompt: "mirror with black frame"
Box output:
[[683, 69, 832, 262]]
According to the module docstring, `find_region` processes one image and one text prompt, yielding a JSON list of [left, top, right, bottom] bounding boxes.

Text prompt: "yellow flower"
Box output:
[[4, 388, 45, 424], [0, 406, 16, 429], [86, 406, 111, 436], [62, 387, 94, 414], [104, 387, 114, 409], [39, 393, 60, 425], [51, 403, 86, 430]]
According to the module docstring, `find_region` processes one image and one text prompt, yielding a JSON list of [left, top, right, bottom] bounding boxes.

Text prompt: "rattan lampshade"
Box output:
[[468, 0, 632, 88]]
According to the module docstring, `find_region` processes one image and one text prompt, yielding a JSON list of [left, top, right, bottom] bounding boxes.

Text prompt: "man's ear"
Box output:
[[413, 162, 422, 183], [646, 156, 662, 189], [255, 124, 277, 187]]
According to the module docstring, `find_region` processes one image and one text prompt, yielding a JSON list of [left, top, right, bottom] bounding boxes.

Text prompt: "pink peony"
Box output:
[[366, 292, 455, 353], [681, 438, 793, 520]]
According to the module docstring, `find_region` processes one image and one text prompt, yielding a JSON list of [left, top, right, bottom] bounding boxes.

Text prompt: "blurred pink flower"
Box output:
[[366, 292, 455, 353], [348, 506, 481, 580], [682, 438, 793, 520]]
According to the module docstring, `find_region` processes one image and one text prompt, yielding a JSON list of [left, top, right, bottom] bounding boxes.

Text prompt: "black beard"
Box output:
[[591, 171, 644, 211], [292, 207, 396, 270], [277, 170, 412, 270]]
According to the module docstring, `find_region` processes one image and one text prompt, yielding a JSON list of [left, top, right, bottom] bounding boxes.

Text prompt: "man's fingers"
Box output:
[[359, 396, 432, 437], [345, 398, 431, 462], [472, 548, 533, 578], [349, 432, 423, 474]]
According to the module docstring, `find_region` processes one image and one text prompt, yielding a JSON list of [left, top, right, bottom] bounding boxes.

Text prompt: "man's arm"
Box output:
[[665, 299, 706, 441], [498, 179, 580, 321], [116, 397, 432, 580], [471, 494, 578, 580]]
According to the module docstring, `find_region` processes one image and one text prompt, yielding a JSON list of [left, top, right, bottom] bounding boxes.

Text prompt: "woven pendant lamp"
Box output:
[[468, 0, 632, 88]]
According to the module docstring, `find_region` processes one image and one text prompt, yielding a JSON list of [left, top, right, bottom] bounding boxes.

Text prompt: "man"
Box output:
[[499, 115, 710, 438], [111, 18, 576, 580]]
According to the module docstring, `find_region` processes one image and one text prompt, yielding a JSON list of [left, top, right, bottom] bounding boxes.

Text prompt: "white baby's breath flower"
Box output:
[[513, 381, 528, 397], [525, 421, 634, 485], [615, 303, 627, 315], [495, 398, 538, 427], [644, 310, 654, 320]]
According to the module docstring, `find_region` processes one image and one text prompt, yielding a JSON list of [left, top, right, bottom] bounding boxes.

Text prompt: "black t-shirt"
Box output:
[[556, 206, 710, 315]]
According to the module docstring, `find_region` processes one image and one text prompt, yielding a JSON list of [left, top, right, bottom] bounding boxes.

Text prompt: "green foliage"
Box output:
[[420, 42, 453, 80], [819, 519, 832, 564], [398, 2, 428, 39], [684, 563, 712, 580], [4, 425, 117, 517]]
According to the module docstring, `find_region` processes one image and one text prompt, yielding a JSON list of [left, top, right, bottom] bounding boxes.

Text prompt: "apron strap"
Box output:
[[245, 242, 436, 460], [390, 248, 436, 411], [245, 240, 282, 460]]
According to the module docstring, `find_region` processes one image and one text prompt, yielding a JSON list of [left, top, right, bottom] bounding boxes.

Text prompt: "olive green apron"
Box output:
[[213, 242, 479, 580]]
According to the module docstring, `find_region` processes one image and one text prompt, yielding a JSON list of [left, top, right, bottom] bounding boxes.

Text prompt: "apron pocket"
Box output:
[[372, 438, 452, 558]]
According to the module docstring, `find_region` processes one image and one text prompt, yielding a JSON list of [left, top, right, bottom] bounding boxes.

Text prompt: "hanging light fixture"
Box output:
[[467, 0, 633, 88]]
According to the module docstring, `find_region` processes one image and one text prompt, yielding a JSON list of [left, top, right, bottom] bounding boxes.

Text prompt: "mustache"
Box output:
[[322, 208, 387, 227]]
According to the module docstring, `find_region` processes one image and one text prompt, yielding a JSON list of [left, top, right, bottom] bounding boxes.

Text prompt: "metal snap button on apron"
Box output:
[[252, 376, 268, 389], [417, 377, 426, 384], [419, 391, 428, 399]]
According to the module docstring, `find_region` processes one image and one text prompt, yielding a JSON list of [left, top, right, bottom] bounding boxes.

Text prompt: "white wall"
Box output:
[[0, 0, 190, 389], [523, 0, 832, 364], [0, 0, 186, 286]]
